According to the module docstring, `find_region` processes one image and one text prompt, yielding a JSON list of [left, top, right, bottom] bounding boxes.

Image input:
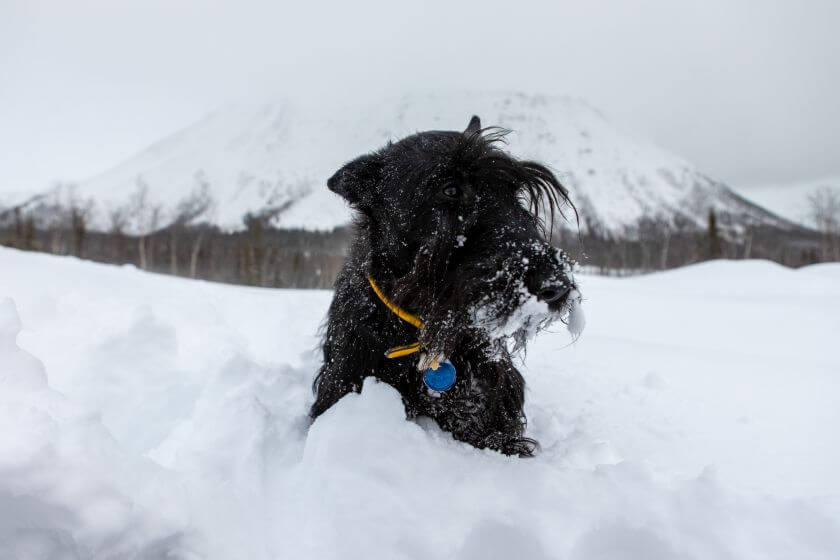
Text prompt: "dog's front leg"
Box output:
[[309, 311, 376, 419], [309, 363, 358, 419], [429, 355, 538, 457]]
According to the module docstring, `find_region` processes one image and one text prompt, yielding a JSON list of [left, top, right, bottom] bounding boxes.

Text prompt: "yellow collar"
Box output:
[[367, 276, 424, 328], [367, 276, 424, 358]]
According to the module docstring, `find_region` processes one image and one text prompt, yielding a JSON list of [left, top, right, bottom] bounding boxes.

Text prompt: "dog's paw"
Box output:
[[481, 432, 540, 458], [508, 436, 540, 458]]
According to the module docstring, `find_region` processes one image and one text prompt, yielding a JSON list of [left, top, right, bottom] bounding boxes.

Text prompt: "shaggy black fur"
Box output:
[[310, 116, 578, 456]]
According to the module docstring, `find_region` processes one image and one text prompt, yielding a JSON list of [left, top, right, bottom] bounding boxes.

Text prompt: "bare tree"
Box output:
[[128, 178, 162, 270], [63, 186, 95, 258], [742, 224, 754, 259], [108, 206, 128, 234], [189, 226, 207, 278], [169, 175, 215, 275], [106, 205, 129, 261], [807, 186, 840, 261], [0, 193, 45, 221], [0, 194, 44, 249], [242, 200, 294, 286], [657, 214, 672, 270], [634, 213, 674, 272], [708, 208, 722, 259]]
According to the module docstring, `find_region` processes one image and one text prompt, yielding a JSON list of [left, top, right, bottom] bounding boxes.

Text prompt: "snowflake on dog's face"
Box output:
[[384, 162, 581, 363], [469, 247, 584, 360]]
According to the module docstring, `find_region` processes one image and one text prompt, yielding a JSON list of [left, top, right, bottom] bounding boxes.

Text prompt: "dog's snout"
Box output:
[[522, 250, 575, 307], [537, 285, 571, 304]]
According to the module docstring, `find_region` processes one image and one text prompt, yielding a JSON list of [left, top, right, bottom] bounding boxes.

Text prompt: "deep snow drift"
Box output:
[[1, 247, 839, 559]]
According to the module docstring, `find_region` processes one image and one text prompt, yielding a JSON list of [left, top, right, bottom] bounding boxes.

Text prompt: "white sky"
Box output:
[[1, 0, 838, 196]]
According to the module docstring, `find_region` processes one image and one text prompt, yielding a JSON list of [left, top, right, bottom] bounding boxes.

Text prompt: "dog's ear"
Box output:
[[465, 115, 481, 135], [327, 153, 383, 205]]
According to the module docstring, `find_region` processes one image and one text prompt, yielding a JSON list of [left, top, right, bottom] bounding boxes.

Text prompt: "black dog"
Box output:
[[310, 116, 579, 456]]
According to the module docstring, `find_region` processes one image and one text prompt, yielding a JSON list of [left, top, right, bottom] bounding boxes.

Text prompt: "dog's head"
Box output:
[[329, 116, 582, 359]]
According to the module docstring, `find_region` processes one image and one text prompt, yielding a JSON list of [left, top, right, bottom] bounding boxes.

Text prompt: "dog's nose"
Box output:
[[537, 284, 571, 304]]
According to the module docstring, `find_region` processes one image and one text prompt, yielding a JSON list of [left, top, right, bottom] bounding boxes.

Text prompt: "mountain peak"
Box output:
[[72, 92, 790, 234]]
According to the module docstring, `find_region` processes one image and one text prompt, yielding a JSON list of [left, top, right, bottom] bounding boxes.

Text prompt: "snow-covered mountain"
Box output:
[[71, 92, 794, 234], [734, 175, 840, 227]]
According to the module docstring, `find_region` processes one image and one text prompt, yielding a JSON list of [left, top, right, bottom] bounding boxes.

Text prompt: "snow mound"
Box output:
[[0, 298, 188, 558], [800, 262, 840, 279], [2, 247, 839, 559]]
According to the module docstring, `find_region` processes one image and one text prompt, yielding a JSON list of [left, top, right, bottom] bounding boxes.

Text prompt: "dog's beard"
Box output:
[[392, 232, 468, 360], [460, 246, 585, 361], [396, 258, 582, 362], [469, 277, 581, 361], [390, 217, 584, 362]]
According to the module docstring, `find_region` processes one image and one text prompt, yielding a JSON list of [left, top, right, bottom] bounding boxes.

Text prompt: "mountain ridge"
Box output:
[[55, 92, 797, 234]]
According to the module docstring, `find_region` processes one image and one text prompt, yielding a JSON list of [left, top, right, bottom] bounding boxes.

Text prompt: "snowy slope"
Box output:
[[2, 248, 839, 558], [70, 92, 792, 234], [735, 175, 840, 227]]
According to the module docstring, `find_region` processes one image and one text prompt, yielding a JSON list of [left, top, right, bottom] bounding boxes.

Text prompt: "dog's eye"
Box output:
[[441, 185, 461, 199]]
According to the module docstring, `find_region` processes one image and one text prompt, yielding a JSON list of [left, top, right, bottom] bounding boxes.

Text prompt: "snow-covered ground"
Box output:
[[1, 247, 838, 559]]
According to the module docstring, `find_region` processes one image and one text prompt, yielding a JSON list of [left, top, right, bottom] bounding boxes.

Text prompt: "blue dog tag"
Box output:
[[423, 360, 457, 392]]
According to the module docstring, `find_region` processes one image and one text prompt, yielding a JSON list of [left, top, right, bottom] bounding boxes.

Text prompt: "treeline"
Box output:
[[0, 182, 348, 289], [1, 201, 830, 288], [552, 210, 827, 276], [0, 215, 352, 289]]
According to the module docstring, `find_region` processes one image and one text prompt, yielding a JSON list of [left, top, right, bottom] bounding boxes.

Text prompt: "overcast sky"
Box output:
[[1, 0, 838, 196]]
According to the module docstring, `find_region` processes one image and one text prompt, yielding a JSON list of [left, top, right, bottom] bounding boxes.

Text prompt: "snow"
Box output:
[[734, 175, 840, 227], [1, 247, 839, 558], [476, 282, 553, 344], [801, 262, 840, 279], [566, 289, 586, 337], [19, 92, 792, 234], [0, 298, 189, 558]]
